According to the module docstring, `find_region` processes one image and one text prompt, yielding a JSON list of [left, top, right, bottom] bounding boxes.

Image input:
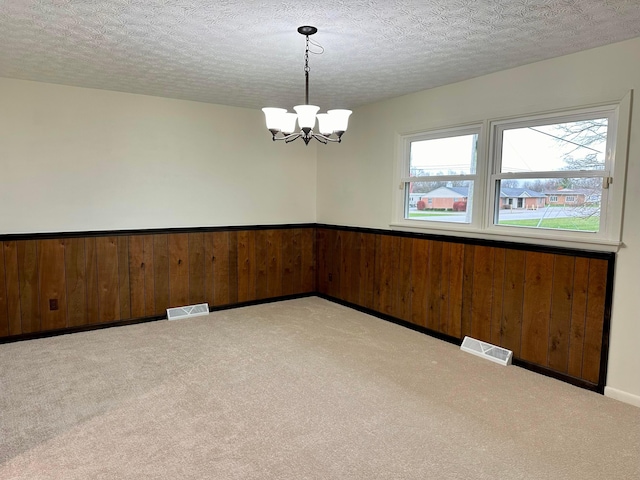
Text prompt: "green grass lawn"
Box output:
[[499, 216, 600, 231]]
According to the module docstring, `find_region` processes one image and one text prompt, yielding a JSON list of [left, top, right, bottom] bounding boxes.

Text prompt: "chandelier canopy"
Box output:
[[262, 26, 352, 145]]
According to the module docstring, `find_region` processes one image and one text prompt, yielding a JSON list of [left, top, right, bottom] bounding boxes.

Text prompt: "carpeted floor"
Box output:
[[0, 297, 638, 479]]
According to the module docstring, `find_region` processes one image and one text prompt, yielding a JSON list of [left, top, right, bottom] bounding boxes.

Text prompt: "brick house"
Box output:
[[419, 186, 546, 210]]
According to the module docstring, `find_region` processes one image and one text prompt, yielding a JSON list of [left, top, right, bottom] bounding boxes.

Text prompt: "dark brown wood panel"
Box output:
[[347, 232, 362, 304], [0, 244, 9, 336], [188, 233, 206, 305], [373, 235, 382, 310], [143, 235, 155, 317], [396, 237, 412, 323], [501, 249, 525, 356], [153, 235, 170, 315], [281, 230, 296, 297], [438, 242, 451, 334], [237, 230, 256, 303], [128, 236, 146, 319], [3, 242, 21, 335], [470, 245, 494, 343], [17, 240, 40, 333], [521, 252, 555, 366], [168, 234, 189, 307], [117, 236, 131, 321], [327, 230, 341, 299], [410, 238, 428, 328], [255, 230, 269, 300], [38, 239, 67, 331], [85, 237, 99, 325], [204, 233, 216, 306], [490, 249, 506, 346], [96, 237, 120, 323], [568, 257, 589, 378], [64, 238, 87, 327], [377, 234, 396, 316], [212, 232, 230, 306], [582, 259, 608, 384], [301, 228, 315, 293], [290, 229, 303, 295], [266, 229, 283, 299], [359, 233, 376, 311], [339, 231, 354, 303], [448, 242, 465, 338], [316, 229, 328, 294], [460, 244, 475, 338], [427, 241, 443, 331], [548, 255, 575, 373], [228, 232, 239, 304]]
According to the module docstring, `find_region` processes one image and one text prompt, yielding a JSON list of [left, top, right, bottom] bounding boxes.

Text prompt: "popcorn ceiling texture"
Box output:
[[1, 0, 639, 110]]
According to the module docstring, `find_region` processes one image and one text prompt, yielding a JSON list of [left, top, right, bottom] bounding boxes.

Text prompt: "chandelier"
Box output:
[[262, 26, 352, 145]]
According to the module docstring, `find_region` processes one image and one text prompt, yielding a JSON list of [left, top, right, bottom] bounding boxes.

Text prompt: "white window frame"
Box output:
[[391, 93, 631, 252], [392, 124, 485, 232], [486, 103, 623, 246]]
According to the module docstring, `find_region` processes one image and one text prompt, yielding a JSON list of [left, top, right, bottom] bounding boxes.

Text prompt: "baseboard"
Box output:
[[604, 387, 640, 408]]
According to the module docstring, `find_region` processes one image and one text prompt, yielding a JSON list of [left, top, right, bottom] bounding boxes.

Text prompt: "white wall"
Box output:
[[317, 37, 640, 406], [0, 78, 316, 234]]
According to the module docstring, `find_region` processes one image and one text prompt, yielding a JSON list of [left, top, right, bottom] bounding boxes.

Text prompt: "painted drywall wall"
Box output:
[[0, 78, 316, 234], [317, 37, 640, 406]]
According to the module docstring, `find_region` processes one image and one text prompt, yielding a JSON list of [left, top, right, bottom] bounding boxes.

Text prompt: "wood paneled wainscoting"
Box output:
[[315, 226, 614, 392], [0, 226, 316, 341], [0, 223, 614, 392]]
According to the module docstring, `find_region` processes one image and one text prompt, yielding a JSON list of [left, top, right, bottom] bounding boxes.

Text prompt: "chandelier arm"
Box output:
[[283, 133, 302, 143], [312, 133, 341, 143]]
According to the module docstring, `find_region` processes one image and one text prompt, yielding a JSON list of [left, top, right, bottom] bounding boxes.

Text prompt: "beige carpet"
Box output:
[[0, 297, 638, 479]]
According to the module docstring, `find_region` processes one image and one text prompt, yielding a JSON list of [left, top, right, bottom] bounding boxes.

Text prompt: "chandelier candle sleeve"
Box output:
[[262, 26, 352, 145]]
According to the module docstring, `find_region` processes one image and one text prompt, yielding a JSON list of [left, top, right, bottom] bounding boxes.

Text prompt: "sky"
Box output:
[[410, 120, 607, 176]]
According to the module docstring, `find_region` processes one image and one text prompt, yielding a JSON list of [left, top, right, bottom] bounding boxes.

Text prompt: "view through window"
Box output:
[[405, 130, 478, 224], [493, 117, 608, 233]]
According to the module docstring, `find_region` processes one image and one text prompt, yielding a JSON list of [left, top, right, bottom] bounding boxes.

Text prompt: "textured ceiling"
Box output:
[[1, 1, 640, 111]]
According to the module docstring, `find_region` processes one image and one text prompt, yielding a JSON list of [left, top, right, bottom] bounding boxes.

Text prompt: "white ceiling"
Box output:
[[1, 1, 639, 111]]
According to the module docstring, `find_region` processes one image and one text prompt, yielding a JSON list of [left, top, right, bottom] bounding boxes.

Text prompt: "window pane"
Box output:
[[501, 118, 607, 173], [406, 181, 474, 224], [494, 178, 602, 232], [410, 134, 477, 176]]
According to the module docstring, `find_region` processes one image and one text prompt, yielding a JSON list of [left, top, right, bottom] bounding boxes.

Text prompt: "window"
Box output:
[[393, 96, 630, 250], [398, 125, 480, 225], [490, 109, 614, 236]]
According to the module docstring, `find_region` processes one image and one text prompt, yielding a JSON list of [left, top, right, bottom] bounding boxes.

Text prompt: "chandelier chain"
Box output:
[[304, 35, 310, 105]]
